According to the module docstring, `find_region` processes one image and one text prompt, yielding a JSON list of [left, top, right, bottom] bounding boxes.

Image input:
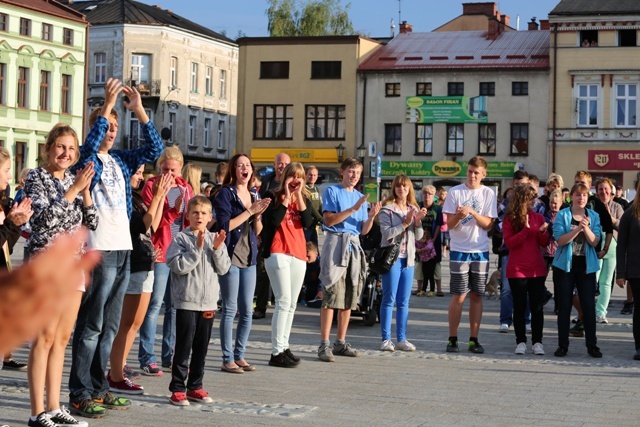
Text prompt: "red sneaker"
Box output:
[[187, 389, 213, 403], [169, 391, 190, 406], [107, 371, 144, 395]]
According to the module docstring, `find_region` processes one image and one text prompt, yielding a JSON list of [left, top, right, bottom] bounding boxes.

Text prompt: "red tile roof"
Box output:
[[2, 0, 86, 23], [359, 30, 549, 72]]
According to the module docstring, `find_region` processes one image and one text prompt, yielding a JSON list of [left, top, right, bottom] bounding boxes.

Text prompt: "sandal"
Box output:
[[235, 360, 256, 372], [220, 363, 244, 374]]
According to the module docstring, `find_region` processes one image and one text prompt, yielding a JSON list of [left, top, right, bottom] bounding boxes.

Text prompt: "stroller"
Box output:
[[351, 220, 383, 326]]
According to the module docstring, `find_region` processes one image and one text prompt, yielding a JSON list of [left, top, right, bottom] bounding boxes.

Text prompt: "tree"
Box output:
[[267, 0, 354, 37]]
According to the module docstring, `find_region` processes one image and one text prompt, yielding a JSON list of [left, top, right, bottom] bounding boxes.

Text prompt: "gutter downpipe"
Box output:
[[552, 23, 558, 173], [83, 22, 90, 138]]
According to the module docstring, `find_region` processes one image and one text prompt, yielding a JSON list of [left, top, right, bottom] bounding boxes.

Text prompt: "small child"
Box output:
[[166, 196, 230, 406], [415, 231, 436, 296], [302, 242, 323, 307]]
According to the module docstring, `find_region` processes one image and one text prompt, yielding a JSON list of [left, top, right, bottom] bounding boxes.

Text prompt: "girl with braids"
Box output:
[[502, 184, 550, 356]]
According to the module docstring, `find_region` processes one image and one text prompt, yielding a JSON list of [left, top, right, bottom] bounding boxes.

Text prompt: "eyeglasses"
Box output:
[[423, 192, 435, 196]]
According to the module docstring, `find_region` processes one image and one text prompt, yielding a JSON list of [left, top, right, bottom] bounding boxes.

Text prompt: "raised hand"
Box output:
[[196, 230, 205, 249], [284, 177, 293, 199], [539, 222, 549, 232], [213, 230, 227, 250], [7, 198, 33, 226], [414, 207, 428, 223], [353, 194, 369, 212], [368, 201, 382, 219], [74, 162, 95, 194], [249, 198, 271, 216], [122, 85, 142, 112], [154, 173, 172, 198], [405, 209, 416, 227], [103, 78, 123, 112]]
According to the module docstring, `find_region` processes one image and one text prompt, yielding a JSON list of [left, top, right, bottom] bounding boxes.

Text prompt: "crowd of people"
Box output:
[[1, 77, 640, 426]]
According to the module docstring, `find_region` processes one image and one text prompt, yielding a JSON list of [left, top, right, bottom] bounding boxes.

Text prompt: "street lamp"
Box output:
[[335, 143, 345, 163], [356, 142, 366, 161]]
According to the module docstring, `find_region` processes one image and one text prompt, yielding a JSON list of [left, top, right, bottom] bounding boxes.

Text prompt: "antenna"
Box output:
[[398, 0, 402, 26]]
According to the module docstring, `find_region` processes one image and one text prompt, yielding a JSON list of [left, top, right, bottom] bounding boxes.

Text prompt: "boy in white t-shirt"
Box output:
[[68, 78, 164, 419], [442, 156, 497, 354]]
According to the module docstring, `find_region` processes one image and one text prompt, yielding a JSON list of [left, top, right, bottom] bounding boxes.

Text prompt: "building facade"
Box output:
[[67, 0, 238, 180], [0, 0, 87, 187], [549, 0, 640, 191]]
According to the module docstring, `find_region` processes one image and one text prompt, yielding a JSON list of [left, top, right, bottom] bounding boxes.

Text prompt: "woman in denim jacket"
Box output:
[[552, 183, 601, 358]]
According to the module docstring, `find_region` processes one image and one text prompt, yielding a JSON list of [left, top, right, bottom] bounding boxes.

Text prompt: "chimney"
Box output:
[[501, 14, 510, 27], [487, 17, 501, 40], [462, 2, 497, 17], [528, 18, 539, 31], [399, 21, 413, 34], [539, 19, 550, 30]]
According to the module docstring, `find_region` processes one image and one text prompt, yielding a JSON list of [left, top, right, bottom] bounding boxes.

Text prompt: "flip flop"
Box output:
[[220, 364, 244, 374], [238, 364, 256, 372]]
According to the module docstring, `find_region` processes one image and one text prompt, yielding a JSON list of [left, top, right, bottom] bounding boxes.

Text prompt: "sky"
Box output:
[[151, 0, 564, 38]]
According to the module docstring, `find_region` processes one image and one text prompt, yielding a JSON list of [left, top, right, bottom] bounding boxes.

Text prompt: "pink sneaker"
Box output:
[[169, 391, 190, 406], [187, 389, 213, 404], [107, 371, 144, 395]]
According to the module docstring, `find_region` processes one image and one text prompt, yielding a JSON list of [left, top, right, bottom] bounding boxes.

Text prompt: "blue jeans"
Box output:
[[499, 255, 530, 326], [138, 262, 174, 367], [219, 264, 256, 364], [555, 266, 597, 348], [69, 250, 130, 401], [380, 258, 414, 342]]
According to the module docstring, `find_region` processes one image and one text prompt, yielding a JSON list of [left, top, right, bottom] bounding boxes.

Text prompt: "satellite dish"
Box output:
[[160, 127, 172, 140]]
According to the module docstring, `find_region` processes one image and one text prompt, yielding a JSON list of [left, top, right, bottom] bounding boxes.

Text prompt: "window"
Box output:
[[219, 69, 226, 99], [385, 83, 400, 97], [205, 66, 213, 96], [615, 83, 637, 127], [203, 118, 211, 148], [305, 105, 346, 140], [168, 112, 176, 142], [448, 82, 464, 96], [512, 81, 528, 96], [254, 105, 293, 140], [217, 119, 226, 151], [39, 70, 50, 111], [19, 18, 31, 36], [416, 82, 432, 96], [63, 28, 74, 45], [14, 142, 26, 183], [61, 74, 71, 114], [415, 124, 433, 155], [131, 54, 151, 85], [260, 61, 289, 79], [511, 123, 529, 155], [128, 108, 153, 149], [94, 53, 106, 84], [42, 23, 52, 41], [188, 115, 197, 146], [478, 123, 496, 155], [446, 124, 464, 155], [0, 63, 5, 105], [170, 56, 177, 88], [479, 82, 495, 96], [190, 62, 198, 92], [311, 61, 341, 79], [618, 30, 637, 47], [385, 124, 402, 154], [577, 84, 598, 127], [0, 14, 7, 32], [17, 67, 29, 108], [580, 30, 598, 47]]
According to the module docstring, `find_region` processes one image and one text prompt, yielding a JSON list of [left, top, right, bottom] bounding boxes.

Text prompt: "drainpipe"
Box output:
[[552, 23, 558, 173], [361, 74, 367, 157], [83, 22, 90, 138]]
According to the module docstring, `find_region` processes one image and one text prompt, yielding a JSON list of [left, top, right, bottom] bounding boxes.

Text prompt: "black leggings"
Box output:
[[421, 259, 437, 292], [628, 279, 640, 350]]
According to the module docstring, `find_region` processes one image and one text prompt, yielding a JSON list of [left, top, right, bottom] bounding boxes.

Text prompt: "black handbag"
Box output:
[[369, 232, 403, 275]]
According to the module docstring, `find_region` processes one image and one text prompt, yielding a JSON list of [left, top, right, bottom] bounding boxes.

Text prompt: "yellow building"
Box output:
[[549, 0, 640, 191], [236, 36, 381, 169]]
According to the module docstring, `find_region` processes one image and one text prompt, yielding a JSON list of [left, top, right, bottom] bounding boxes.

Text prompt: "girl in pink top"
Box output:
[[503, 185, 550, 356]]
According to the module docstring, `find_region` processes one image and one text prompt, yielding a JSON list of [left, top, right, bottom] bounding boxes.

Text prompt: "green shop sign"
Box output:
[[381, 160, 519, 178], [406, 96, 488, 123]]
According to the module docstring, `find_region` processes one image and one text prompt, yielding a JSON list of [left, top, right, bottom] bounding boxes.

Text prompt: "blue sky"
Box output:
[[152, 0, 563, 38]]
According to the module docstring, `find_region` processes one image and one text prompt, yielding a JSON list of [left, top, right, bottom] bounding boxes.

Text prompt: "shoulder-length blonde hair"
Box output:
[[182, 163, 202, 194], [273, 162, 310, 204], [382, 174, 418, 209]]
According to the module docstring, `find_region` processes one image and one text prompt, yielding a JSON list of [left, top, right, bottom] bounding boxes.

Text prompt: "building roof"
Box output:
[[237, 35, 378, 46], [64, 0, 234, 44], [358, 30, 549, 72], [1, 0, 86, 23], [550, 0, 640, 16]]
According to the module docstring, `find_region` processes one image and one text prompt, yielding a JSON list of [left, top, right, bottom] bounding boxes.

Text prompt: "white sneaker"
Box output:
[[596, 315, 608, 324], [498, 323, 510, 333], [526, 323, 532, 333], [515, 342, 527, 355], [380, 340, 395, 352], [396, 340, 416, 352], [532, 342, 545, 355]]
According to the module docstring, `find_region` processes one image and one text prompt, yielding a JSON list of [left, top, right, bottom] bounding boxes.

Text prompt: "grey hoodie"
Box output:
[[166, 228, 231, 311]]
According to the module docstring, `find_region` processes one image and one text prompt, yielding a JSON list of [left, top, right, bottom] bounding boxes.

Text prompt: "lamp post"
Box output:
[[335, 143, 345, 163], [356, 142, 366, 161]]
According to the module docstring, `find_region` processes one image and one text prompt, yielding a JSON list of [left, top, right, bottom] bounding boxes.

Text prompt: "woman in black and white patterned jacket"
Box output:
[[23, 123, 98, 427]]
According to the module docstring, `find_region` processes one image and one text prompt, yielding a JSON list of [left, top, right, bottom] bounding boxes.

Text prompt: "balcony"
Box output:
[[550, 128, 640, 144], [124, 79, 161, 96]]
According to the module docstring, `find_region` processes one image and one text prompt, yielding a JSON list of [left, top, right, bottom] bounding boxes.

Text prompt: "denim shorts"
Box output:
[[126, 271, 154, 295]]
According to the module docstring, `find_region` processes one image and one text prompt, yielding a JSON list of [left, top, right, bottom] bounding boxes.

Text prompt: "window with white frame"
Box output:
[[191, 63, 198, 92], [170, 56, 177, 89], [219, 69, 227, 99], [446, 124, 464, 155], [615, 83, 637, 127], [131, 54, 151, 84], [415, 124, 432, 155], [203, 117, 211, 148], [385, 124, 402, 154], [189, 114, 197, 146], [95, 53, 106, 84], [129, 108, 153, 149], [217, 118, 226, 151], [168, 112, 176, 142], [205, 66, 213, 96], [576, 83, 599, 127]]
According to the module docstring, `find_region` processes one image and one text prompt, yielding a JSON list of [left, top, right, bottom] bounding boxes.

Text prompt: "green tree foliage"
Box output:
[[267, 0, 354, 37]]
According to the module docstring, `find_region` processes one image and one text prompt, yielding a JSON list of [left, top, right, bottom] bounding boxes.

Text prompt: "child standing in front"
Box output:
[[165, 196, 230, 406]]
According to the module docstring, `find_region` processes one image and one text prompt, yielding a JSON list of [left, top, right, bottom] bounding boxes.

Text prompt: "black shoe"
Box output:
[[284, 348, 301, 365], [569, 320, 584, 337], [467, 341, 485, 354], [27, 412, 57, 427], [554, 346, 568, 357], [446, 340, 459, 353], [3, 358, 27, 370], [634, 349, 640, 361], [543, 290, 553, 306], [621, 301, 633, 315], [269, 352, 297, 368], [587, 345, 602, 358], [252, 310, 266, 319]]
